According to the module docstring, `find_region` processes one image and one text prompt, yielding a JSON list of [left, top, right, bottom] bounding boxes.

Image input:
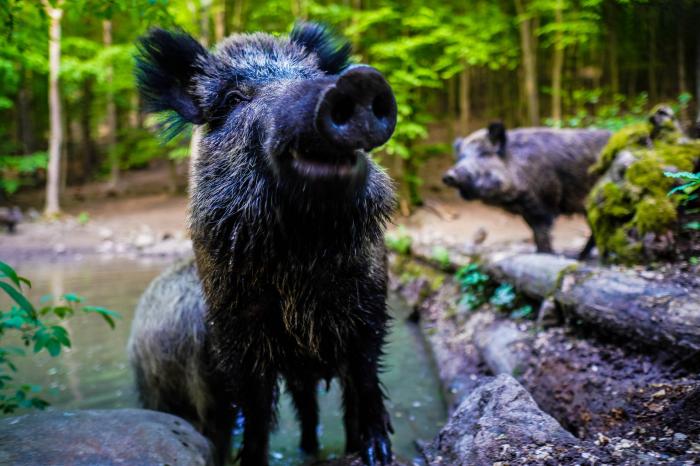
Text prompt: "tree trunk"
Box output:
[[43, 0, 64, 217], [458, 65, 471, 134], [17, 67, 36, 154], [232, 0, 245, 32], [291, 0, 307, 20], [103, 19, 119, 192], [678, 25, 689, 122], [550, 0, 564, 125], [696, 23, 700, 126], [607, 3, 620, 96], [648, 11, 658, 103], [80, 80, 96, 182], [514, 0, 539, 125]]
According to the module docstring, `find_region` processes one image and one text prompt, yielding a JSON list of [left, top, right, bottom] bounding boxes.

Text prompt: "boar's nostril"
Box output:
[[372, 92, 392, 120], [330, 95, 355, 126]]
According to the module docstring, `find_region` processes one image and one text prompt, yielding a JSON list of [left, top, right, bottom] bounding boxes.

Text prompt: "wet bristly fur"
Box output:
[[449, 125, 611, 255], [127, 261, 234, 463], [129, 22, 395, 466]]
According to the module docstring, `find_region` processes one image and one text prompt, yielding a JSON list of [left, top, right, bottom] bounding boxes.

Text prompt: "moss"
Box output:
[[590, 122, 651, 176], [632, 196, 677, 235], [586, 109, 700, 264]]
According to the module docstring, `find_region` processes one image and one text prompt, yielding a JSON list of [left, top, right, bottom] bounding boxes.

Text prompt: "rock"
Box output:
[[472, 319, 532, 377], [0, 409, 215, 466], [425, 374, 577, 466], [313, 454, 408, 465], [133, 232, 156, 248]]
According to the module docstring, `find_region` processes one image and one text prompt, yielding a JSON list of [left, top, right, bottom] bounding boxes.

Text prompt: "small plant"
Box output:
[[385, 225, 412, 255], [0, 261, 120, 414], [431, 246, 451, 270], [455, 264, 534, 319], [76, 211, 90, 225], [455, 263, 491, 311], [666, 171, 700, 231]]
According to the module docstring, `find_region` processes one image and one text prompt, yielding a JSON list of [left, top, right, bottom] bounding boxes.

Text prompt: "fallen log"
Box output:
[[409, 243, 700, 353], [488, 253, 700, 352]]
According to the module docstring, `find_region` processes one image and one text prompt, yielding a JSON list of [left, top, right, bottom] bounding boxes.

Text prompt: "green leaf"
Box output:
[[0, 282, 35, 315], [62, 293, 84, 303], [82, 306, 121, 330], [0, 262, 28, 289]]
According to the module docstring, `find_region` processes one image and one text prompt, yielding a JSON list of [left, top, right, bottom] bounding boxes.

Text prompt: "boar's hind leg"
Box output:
[[285, 374, 320, 454], [341, 353, 393, 466]]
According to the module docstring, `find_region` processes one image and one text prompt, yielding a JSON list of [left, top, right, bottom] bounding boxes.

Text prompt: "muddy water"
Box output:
[[4, 257, 445, 464]]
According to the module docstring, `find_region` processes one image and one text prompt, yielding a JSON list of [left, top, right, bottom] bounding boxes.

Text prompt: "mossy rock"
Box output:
[[586, 108, 700, 264]]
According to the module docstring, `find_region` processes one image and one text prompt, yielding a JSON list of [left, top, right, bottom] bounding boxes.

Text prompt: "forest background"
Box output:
[[1, 0, 699, 212]]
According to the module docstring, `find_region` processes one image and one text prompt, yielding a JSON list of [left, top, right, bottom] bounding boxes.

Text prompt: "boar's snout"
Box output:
[[316, 66, 397, 152], [442, 169, 459, 187]]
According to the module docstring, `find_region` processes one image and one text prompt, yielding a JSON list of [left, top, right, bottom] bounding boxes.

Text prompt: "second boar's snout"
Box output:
[[443, 170, 458, 187], [315, 65, 397, 152]]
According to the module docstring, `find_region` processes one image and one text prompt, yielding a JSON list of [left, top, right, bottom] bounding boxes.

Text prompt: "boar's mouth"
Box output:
[[288, 147, 367, 180]]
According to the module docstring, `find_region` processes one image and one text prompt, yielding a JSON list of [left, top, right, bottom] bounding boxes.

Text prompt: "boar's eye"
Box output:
[[208, 88, 250, 126]]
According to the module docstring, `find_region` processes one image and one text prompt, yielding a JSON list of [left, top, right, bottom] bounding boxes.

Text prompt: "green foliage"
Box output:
[[0, 152, 47, 194], [454, 263, 534, 318], [430, 246, 451, 270], [0, 261, 120, 414], [385, 225, 412, 255], [455, 263, 491, 311]]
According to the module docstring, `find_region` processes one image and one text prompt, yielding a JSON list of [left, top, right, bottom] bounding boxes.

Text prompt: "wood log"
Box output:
[[407, 244, 700, 353]]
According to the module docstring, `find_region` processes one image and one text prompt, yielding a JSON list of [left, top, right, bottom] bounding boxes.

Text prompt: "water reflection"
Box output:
[[3, 257, 445, 464]]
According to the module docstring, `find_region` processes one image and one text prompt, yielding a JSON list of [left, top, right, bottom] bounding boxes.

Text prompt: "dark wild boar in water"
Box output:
[[443, 123, 610, 256], [128, 23, 397, 466]]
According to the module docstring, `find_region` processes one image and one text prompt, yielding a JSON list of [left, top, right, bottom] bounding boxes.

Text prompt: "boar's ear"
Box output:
[[487, 122, 507, 157], [452, 137, 463, 158], [135, 28, 209, 137], [291, 22, 352, 75]]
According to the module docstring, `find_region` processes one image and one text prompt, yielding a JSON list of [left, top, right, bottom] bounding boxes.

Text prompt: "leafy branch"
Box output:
[[0, 260, 120, 413]]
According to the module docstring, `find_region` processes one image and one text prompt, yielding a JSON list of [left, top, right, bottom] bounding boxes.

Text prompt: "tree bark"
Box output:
[[550, 0, 564, 125], [696, 23, 700, 125], [514, 0, 539, 126], [17, 71, 34, 154], [482, 253, 700, 353], [458, 65, 471, 134], [103, 19, 119, 192], [43, 0, 64, 216]]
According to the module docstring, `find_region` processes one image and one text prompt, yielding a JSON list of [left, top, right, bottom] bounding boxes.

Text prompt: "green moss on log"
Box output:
[[586, 109, 700, 264]]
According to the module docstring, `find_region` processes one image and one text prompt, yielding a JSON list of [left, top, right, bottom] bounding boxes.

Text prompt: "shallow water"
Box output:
[[4, 257, 445, 464]]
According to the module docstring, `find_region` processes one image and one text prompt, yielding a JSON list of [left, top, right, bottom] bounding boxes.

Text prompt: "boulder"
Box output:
[[425, 374, 577, 466], [0, 408, 215, 466]]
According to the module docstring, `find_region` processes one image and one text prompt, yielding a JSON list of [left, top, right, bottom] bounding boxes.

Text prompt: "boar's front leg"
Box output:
[[525, 214, 554, 253], [284, 374, 320, 454], [341, 349, 393, 465], [239, 371, 277, 466]]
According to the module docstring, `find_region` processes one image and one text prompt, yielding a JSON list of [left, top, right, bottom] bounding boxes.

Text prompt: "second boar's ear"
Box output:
[[487, 122, 507, 156], [290, 22, 352, 75], [135, 28, 209, 135]]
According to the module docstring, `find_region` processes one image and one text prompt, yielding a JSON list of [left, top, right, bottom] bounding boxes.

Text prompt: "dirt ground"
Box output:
[[0, 163, 590, 260]]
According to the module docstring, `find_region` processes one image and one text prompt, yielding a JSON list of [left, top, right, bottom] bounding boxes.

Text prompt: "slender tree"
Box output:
[[515, 0, 540, 125], [103, 18, 119, 192], [42, 0, 64, 216], [550, 0, 564, 124]]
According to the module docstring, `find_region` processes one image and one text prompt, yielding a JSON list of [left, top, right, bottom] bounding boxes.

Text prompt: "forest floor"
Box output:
[[0, 163, 590, 261]]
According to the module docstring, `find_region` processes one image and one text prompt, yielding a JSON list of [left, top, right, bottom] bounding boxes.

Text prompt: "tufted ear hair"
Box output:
[[487, 121, 507, 157], [290, 22, 352, 75], [135, 28, 210, 137]]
